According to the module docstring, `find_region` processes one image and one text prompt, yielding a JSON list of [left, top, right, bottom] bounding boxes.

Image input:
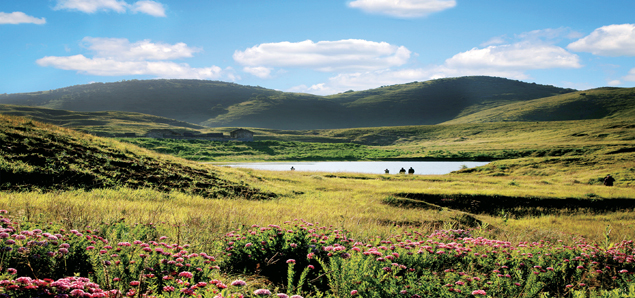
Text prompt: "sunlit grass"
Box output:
[[2, 162, 634, 248]]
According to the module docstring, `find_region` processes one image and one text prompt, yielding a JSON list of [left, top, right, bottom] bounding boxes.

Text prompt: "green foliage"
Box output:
[[221, 221, 635, 297], [119, 138, 407, 162]]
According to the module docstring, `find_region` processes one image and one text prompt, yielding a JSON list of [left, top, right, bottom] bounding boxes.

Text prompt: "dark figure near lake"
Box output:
[[384, 169, 389, 174], [399, 167, 406, 174], [290, 166, 295, 171], [604, 174, 615, 186], [408, 167, 415, 175]]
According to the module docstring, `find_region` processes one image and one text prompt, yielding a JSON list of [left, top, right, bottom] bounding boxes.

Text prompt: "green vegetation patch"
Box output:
[[0, 115, 274, 199], [118, 138, 409, 162]]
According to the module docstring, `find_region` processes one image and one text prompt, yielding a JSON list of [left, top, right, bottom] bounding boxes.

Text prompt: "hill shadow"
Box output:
[[393, 193, 635, 217]]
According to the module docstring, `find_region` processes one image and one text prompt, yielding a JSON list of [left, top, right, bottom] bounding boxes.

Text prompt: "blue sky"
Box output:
[[2, 0, 635, 95]]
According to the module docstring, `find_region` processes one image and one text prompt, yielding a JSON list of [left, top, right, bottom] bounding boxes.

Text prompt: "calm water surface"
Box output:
[[219, 161, 489, 175]]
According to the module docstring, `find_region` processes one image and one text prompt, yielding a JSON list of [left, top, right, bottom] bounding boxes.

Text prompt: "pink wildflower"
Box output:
[[472, 289, 486, 295], [254, 289, 272, 295]]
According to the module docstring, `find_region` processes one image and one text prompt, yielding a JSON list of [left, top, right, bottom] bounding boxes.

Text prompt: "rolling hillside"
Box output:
[[0, 114, 274, 199], [0, 76, 575, 129], [443, 87, 635, 124], [0, 104, 206, 136]]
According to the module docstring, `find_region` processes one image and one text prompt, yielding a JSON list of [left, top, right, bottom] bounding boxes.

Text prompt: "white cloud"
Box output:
[[480, 36, 506, 47], [445, 42, 582, 70], [37, 55, 223, 78], [54, 0, 166, 17], [290, 66, 533, 95], [37, 38, 229, 80], [347, 0, 456, 18], [517, 27, 582, 42], [234, 39, 411, 73], [243, 66, 272, 79], [624, 68, 635, 82], [54, 0, 129, 13], [607, 80, 622, 86], [291, 30, 584, 95], [289, 68, 435, 95], [130, 0, 166, 17], [81, 37, 199, 61], [0, 11, 46, 24], [568, 24, 635, 56]]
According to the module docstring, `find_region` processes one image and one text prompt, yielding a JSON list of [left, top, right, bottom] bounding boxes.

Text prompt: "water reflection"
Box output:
[[219, 161, 489, 175]]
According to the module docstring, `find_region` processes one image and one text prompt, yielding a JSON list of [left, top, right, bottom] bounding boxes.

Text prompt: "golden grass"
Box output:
[[2, 164, 634, 250], [2, 113, 635, 253]]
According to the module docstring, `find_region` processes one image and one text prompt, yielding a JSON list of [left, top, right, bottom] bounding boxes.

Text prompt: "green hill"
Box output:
[[0, 104, 206, 136], [443, 87, 635, 124], [325, 76, 575, 127], [0, 76, 575, 130], [0, 114, 274, 199]]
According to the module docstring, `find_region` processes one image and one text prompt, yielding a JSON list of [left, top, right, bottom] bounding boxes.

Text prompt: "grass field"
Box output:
[[1, 114, 635, 297]]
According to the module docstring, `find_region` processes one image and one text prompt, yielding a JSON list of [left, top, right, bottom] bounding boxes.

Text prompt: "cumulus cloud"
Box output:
[[0, 11, 46, 24], [36, 37, 229, 80], [607, 80, 622, 86], [289, 66, 530, 95], [568, 24, 635, 56], [130, 0, 166, 17], [37, 55, 223, 78], [347, 0, 456, 18], [234, 39, 411, 73], [291, 29, 583, 95], [445, 42, 582, 70], [243, 66, 273, 79], [624, 68, 635, 82], [54, 0, 166, 17], [81, 37, 199, 60]]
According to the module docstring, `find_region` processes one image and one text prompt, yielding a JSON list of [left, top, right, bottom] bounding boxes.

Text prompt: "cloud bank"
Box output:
[[0, 12, 46, 24], [347, 0, 456, 18], [54, 0, 166, 17], [37, 37, 231, 80]]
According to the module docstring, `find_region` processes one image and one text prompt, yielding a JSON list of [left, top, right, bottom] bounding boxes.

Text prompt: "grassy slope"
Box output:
[[0, 103, 207, 136], [0, 79, 285, 125], [443, 87, 635, 124], [325, 76, 574, 127], [0, 114, 274, 199], [0, 76, 574, 129]]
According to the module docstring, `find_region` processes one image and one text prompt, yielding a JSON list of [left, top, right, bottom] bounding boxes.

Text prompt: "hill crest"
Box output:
[[0, 76, 575, 130]]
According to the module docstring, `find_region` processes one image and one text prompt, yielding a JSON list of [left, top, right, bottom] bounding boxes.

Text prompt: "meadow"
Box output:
[[1, 114, 635, 297]]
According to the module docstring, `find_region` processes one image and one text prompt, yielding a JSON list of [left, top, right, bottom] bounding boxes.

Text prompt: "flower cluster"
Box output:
[[0, 276, 113, 297]]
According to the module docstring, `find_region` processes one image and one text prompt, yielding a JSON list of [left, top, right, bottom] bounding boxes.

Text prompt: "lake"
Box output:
[[218, 161, 489, 175]]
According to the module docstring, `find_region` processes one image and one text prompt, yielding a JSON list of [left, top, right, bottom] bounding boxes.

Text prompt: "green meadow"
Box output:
[[1, 86, 635, 297]]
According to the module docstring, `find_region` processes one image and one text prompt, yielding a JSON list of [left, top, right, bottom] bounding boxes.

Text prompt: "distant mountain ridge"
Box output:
[[0, 76, 577, 129]]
